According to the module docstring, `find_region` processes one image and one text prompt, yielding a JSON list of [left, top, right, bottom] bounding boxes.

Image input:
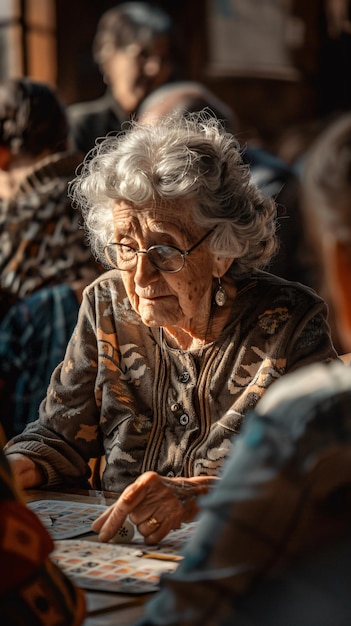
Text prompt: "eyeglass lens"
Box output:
[[104, 244, 184, 272]]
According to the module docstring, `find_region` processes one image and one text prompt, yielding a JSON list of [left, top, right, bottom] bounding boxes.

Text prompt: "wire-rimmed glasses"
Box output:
[[104, 229, 214, 273]]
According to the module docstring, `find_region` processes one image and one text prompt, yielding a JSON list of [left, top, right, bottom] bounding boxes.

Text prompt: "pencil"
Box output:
[[138, 551, 183, 562]]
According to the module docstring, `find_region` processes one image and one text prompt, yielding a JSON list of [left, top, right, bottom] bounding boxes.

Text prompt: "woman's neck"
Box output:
[[163, 279, 237, 351]]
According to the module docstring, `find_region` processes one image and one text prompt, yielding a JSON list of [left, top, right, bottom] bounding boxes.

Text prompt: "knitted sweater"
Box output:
[[5, 269, 337, 493]]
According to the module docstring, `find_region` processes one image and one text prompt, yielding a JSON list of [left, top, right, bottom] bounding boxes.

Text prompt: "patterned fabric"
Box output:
[[136, 360, 351, 626], [0, 284, 79, 439], [0, 150, 100, 303], [5, 269, 337, 492], [0, 446, 86, 625]]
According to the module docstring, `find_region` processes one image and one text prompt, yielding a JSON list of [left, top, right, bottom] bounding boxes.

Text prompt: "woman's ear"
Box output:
[[212, 255, 235, 279], [327, 239, 351, 353]]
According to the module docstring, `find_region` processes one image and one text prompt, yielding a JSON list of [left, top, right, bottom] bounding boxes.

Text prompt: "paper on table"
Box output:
[[52, 539, 180, 594], [29, 498, 199, 592], [28, 499, 109, 540]]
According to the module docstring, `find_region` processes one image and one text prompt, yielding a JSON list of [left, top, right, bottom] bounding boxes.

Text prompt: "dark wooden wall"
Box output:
[[55, 0, 351, 151]]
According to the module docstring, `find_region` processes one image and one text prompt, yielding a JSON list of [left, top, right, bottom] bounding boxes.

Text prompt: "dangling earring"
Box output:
[[214, 276, 227, 307]]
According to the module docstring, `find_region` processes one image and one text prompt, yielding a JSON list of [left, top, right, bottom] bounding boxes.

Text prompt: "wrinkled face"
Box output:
[[104, 36, 172, 113], [111, 200, 216, 330]]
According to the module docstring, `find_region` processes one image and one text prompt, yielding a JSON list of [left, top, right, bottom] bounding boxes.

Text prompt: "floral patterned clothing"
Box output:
[[5, 269, 337, 493]]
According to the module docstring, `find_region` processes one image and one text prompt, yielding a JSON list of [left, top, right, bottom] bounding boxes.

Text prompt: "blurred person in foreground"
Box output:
[[0, 77, 102, 438], [133, 115, 351, 625], [0, 425, 85, 625], [68, 2, 183, 155], [136, 362, 351, 626], [4, 111, 337, 546]]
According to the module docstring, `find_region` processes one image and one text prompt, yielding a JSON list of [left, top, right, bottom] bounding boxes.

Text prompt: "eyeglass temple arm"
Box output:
[[184, 227, 216, 256]]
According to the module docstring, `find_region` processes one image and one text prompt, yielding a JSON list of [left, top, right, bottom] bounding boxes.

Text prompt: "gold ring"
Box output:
[[146, 516, 159, 528]]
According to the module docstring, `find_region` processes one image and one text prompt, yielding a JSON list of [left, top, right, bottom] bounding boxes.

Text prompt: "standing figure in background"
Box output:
[[0, 77, 102, 438], [68, 2, 183, 155]]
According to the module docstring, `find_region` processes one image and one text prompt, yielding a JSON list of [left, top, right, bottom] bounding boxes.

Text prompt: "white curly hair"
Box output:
[[69, 110, 278, 277]]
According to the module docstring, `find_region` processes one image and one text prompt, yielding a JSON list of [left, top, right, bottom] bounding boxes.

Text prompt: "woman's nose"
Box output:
[[134, 251, 159, 284]]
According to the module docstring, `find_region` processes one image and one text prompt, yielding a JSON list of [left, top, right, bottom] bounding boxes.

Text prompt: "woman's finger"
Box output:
[[91, 471, 161, 540]]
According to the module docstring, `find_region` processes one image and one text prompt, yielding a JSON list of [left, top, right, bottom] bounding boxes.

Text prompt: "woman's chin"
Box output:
[[137, 299, 180, 328], [140, 313, 178, 328]]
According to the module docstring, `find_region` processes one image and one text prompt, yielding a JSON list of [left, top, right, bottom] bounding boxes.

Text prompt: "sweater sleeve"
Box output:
[[4, 287, 103, 489], [282, 294, 338, 372]]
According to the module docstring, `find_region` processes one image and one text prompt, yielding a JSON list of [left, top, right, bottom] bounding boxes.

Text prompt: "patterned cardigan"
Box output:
[[5, 269, 338, 493]]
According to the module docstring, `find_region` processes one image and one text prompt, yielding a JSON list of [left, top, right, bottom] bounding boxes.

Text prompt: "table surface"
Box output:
[[25, 489, 154, 626]]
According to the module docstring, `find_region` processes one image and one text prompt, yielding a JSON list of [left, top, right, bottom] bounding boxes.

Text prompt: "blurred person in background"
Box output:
[[300, 111, 351, 355], [68, 2, 184, 155], [0, 77, 102, 438]]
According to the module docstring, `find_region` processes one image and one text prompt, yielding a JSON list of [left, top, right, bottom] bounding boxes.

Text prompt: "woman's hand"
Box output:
[[91, 471, 214, 545], [6, 453, 45, 489]]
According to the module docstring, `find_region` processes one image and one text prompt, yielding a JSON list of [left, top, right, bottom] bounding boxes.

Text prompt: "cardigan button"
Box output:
[[178, 372, 190, 383], [171, 403, 180, 412], [179, 413, 189, 426]]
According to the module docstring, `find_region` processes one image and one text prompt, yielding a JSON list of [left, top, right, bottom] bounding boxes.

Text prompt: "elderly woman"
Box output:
[[5, 112, 337, 544]]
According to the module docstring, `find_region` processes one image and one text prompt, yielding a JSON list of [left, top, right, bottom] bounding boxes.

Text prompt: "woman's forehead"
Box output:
[[112, 200, 200, 239], [112, 199, 195, 225]]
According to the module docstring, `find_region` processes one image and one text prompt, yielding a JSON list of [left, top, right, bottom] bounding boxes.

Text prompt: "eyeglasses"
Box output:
[[104, 229, 214, 273]]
